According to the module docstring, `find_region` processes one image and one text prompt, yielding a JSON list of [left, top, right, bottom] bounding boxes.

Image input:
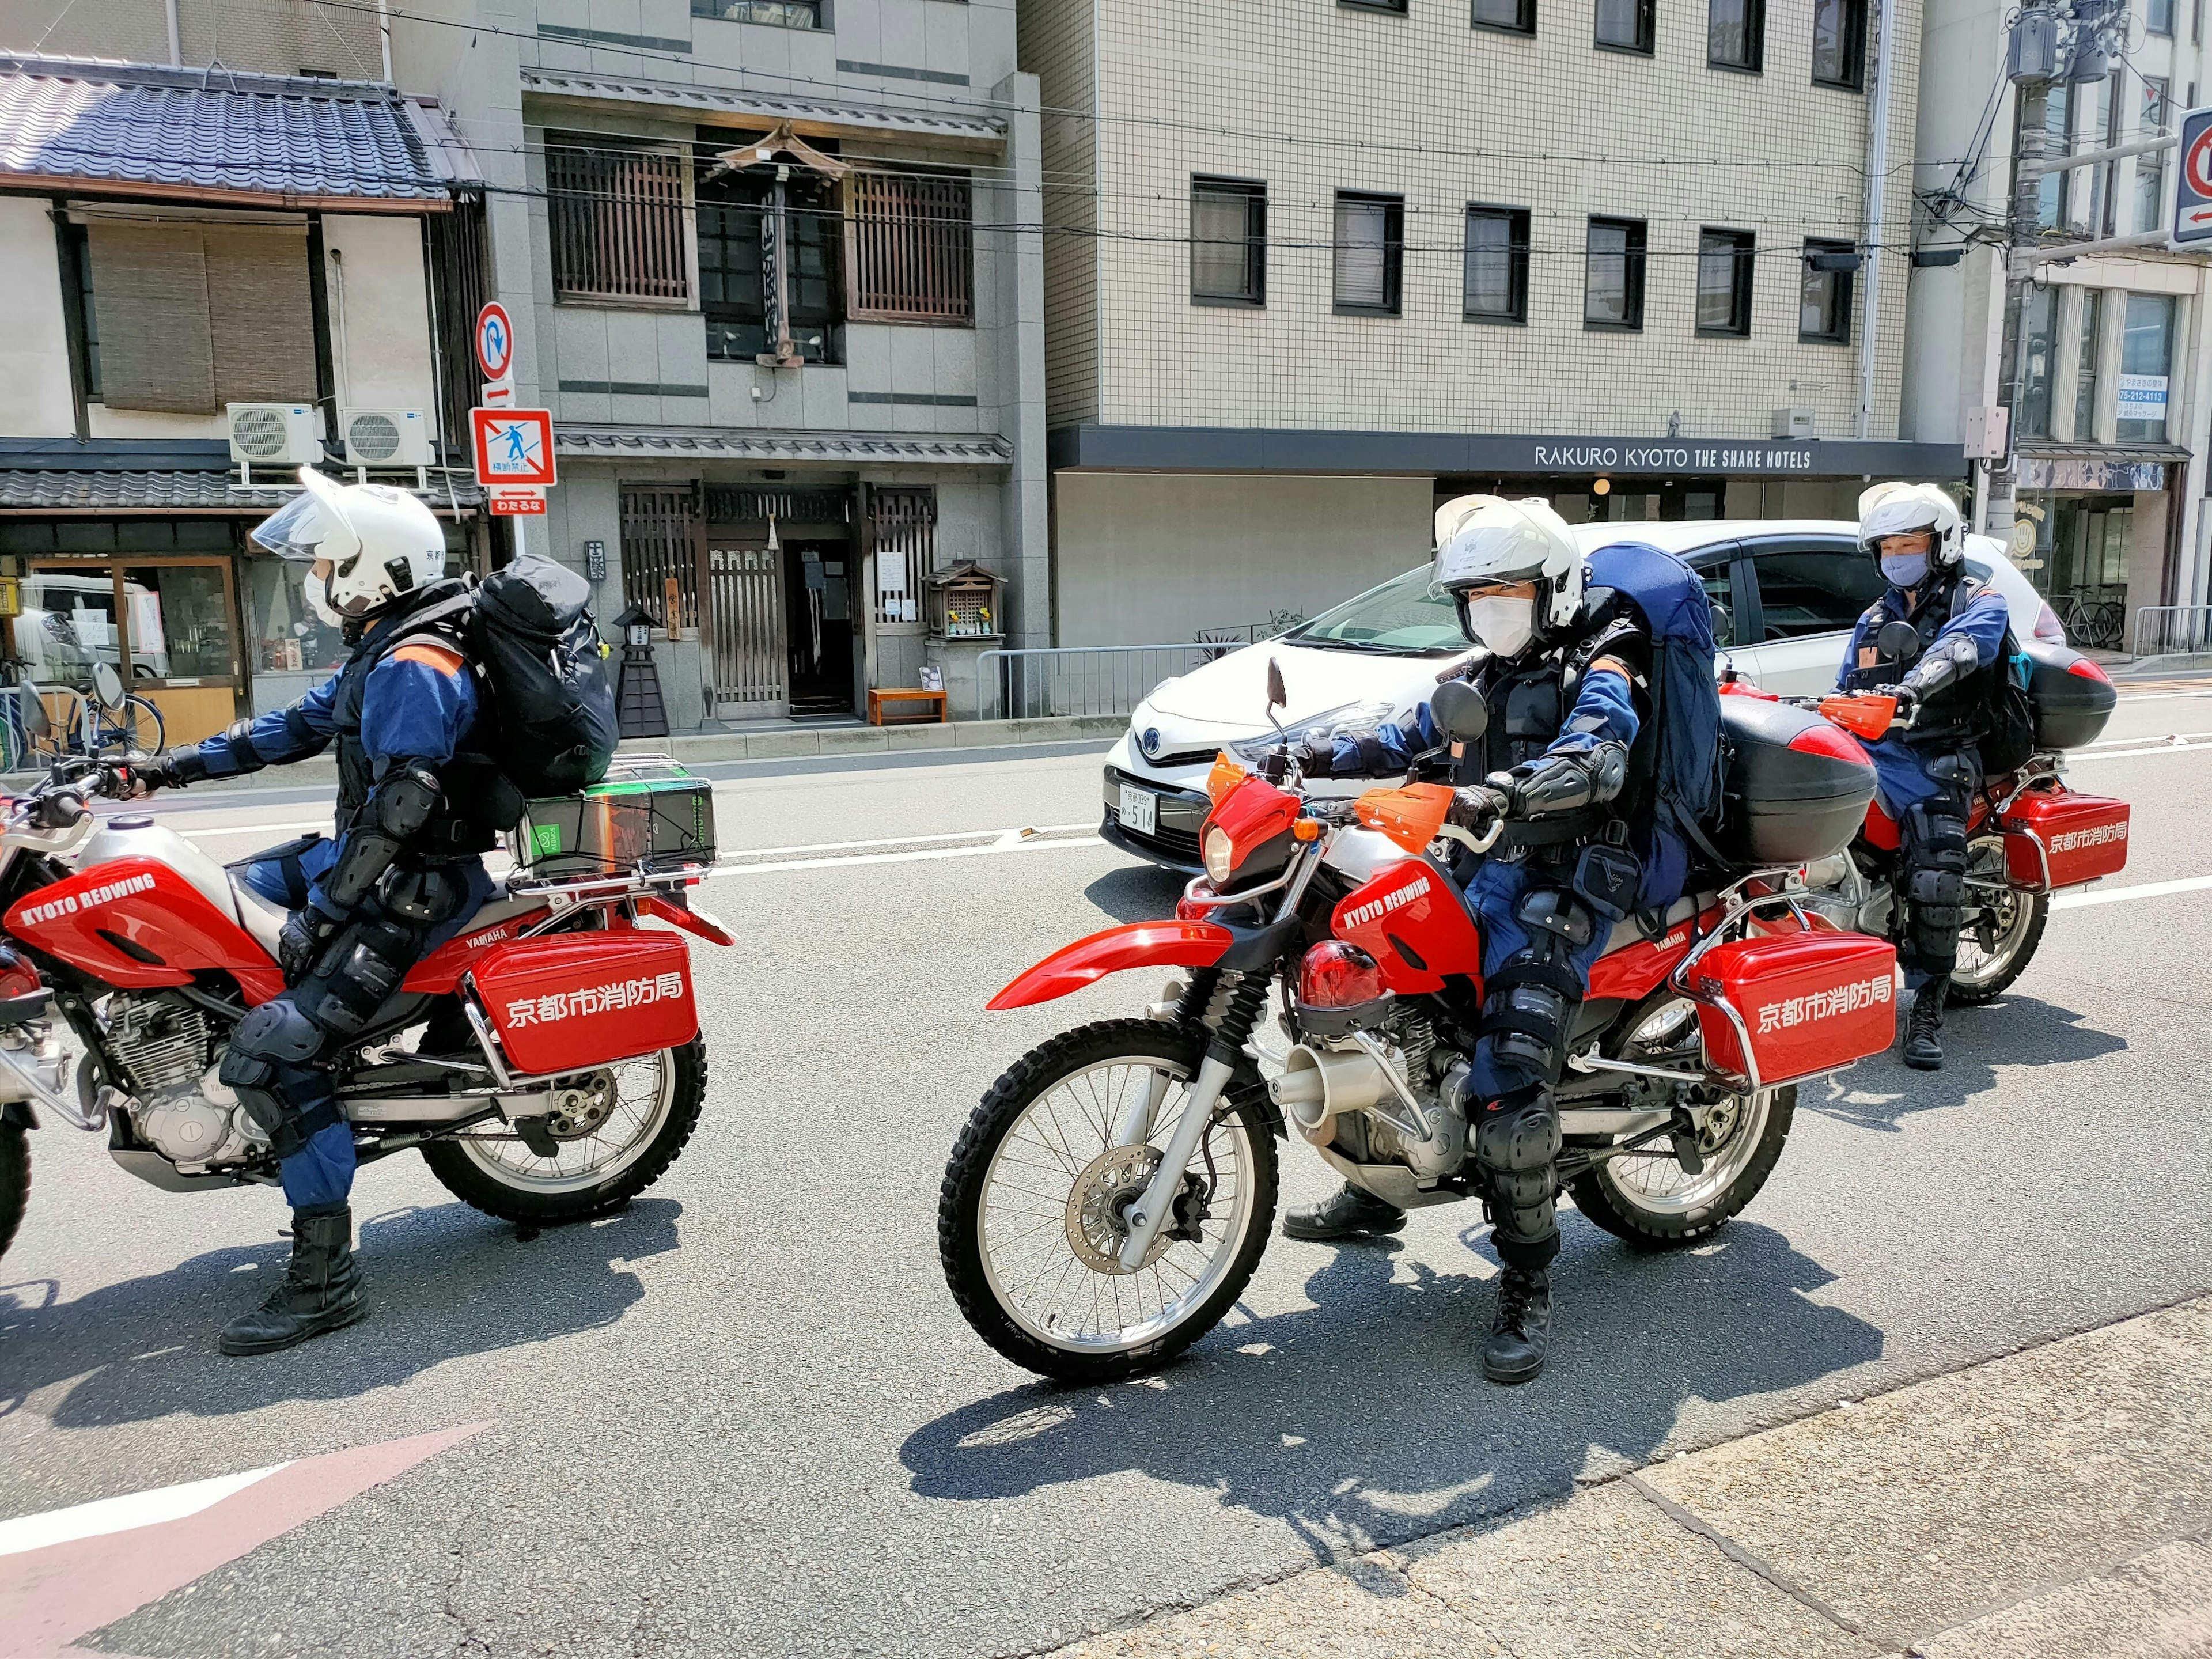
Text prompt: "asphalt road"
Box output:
[[5, 685, 2212, 1658]]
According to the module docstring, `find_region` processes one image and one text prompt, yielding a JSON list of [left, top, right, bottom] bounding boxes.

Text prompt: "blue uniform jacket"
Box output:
[[1325, 664, 1642, 779], [198, 643, 491, 935], [1835, 581, 2010, 815]]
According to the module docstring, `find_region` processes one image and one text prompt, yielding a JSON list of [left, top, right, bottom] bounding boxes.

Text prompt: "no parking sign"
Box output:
[[2172, 107, 2212, 247]]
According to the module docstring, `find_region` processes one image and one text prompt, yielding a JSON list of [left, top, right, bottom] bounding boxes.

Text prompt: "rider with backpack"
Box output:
[[1283, 497, 1722, 1386], [1835, 482, 2027, 1073], [133, 469, 613, 1354]]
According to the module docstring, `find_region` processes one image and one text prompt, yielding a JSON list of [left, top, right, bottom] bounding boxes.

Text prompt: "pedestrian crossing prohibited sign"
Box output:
[[470, 407, 557, 488]]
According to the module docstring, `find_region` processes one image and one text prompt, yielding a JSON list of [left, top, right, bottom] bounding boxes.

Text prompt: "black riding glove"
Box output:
[[277, 906, 345, 982], [1448, 785, 1509, 835], [126, 747, 210, 794]]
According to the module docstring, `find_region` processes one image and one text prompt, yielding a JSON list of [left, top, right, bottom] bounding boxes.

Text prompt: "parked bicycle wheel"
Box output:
[[101, 696, 164, 755]]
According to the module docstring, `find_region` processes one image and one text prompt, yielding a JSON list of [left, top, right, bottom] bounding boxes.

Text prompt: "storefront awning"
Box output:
[[557, 425, 1013, 467], [0, 54, 480, 210], [0, 469, 484, 515], [1047, 425, 1969, 480], [2014, 444, 2191, 492], [521, 68, 1005, 147]]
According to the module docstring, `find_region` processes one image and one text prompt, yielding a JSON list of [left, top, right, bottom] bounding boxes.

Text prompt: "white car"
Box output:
[[1103, 520, 2059, 870]]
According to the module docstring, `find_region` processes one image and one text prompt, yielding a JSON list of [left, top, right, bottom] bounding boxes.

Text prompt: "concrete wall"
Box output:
[[1051, 472, 1434, 647], [323, 215, 437, 429], [0, 0, 381, 74], [0, 199, 78, 440]]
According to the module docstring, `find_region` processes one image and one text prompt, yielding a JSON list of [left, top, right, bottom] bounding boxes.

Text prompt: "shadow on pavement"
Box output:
[[900, 1219, 1880, 1566], [1806, 994, 2126, 1132], [0, 1197, 679, 1423], [1083, 864, 1187, 925]]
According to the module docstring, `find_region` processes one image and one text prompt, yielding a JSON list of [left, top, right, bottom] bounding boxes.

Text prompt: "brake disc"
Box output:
[[1065, 1144, 1174, 1274]]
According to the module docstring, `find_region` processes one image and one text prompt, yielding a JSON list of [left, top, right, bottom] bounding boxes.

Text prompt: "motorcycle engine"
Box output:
[[1347, 1010, 1468, 1181], [103, 994, 266, 1171]]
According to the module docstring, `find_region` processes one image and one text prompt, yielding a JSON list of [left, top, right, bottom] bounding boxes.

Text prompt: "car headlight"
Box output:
[[1202, 825, 1235, 885]]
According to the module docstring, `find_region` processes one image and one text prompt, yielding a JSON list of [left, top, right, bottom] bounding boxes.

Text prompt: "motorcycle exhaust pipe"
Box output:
[[1269, 1042, 1393, 1146]]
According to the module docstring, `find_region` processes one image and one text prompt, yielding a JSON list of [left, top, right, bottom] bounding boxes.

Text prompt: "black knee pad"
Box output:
[[1483, 896, 1589, 1083], [221, 999, 339, 1159], [1476, 1086, 1562, 1263], [294, 918, 421, 1037], [228, 998, 329, 1067]]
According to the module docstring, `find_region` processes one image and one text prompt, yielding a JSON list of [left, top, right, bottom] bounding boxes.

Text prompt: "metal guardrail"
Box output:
[[975, 642, 1250, 722], [2133, 605, 2212, 657]]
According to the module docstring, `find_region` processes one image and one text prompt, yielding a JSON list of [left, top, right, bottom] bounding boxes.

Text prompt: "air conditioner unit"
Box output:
[[340, 407, 434, 468], [1770, 407, 1817, 440], [226, 403, 320, 467]]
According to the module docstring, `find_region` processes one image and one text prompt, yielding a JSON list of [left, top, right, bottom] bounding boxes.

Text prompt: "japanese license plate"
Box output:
[[1118, 782, 1158, 836]]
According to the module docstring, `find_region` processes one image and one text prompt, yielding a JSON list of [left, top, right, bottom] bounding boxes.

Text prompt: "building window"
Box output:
[[1334, 192, 1404, 315], [698, 166, 840, 363], [2118, 291, 2176, 442], [847, 171, 974, 323], [1799, 239, 1855, 342], [1190, 177, 1267, 306], [2149, 0, 2175, 35], [869, 486, 936, 626], [2073, 288, 2103, 440], [1812, 0, 1864, 86], [1595, 0, 1655, 51], [546, 138, 689, 302], [2018, 285, 2057, 438], [1471, 0, 1536, 33], [692, 0, 822, 25], [1463, 205, 1529, 323], [1709, 0, 1762, 69], [1696, 228, 1755, 335], [2134, 78, 2172, 235], [1584, 216, 1646, 330], [1339, 0, 1409, 10]]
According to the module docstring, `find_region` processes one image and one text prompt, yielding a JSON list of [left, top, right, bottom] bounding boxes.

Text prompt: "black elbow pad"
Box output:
[[323, 766, 443, 911]]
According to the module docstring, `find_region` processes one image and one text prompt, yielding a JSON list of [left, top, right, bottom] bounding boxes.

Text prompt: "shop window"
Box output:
[[1799, 239, 1854, 342], [1472, 0, 1535, 34], [1463, 205, 1529, 323], [2072, 289, 2103, 441], [75, 219, 313, 414], [1695, 228, 1755, 336], [2118, 291, 2176, 442], [1753, 549, 1886, 640], [2017, 286, 2057, 438], [699, 166, 840, 363], [1812, 0, 1864, 86], [1709, 0, 1762, 69], [1584, 217, 1646, 331], [848, 172, 974, 323], [1190, 177, 1267, 307], [1333, 193, 1404, 315], [546, 138, 690, 303], [1596, 0, 1654, 52], [2134, 79, 2171, 236]]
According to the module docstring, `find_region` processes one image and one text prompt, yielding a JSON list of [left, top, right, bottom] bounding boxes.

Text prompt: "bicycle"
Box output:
[[2062, 594, 2124, 652]]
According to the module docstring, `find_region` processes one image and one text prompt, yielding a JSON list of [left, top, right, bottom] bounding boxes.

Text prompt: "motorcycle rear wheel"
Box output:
[[0, 1122, 26, 1263], [420, 1037, 706, 1224], [1947, 834, 2048, 1005], [940, 1020, 1278, 1384]]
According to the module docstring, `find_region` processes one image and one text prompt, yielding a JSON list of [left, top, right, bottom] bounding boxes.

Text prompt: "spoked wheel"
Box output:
[[939, 1020, 1278, 1384], [421, 1037, 705, 1223], [1569, 994, 1794, 1251], [110, 696, 164, 755], [0, 1120, 28, 1263], [1949, 834, 2048, 1005]]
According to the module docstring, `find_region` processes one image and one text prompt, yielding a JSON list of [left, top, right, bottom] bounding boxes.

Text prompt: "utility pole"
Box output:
[[1984, 0, 2059, 541]]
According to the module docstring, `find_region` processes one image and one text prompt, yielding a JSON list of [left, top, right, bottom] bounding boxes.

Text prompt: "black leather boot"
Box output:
[[1902, 975, 1948, 1071], [1281, 1181, 1407, 1241], [1482, 1267, 1552, 1384], [220, 1204, 367, 1355]]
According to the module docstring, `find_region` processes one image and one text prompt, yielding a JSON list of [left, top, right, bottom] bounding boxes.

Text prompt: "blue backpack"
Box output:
[[1582, 541, 1724, 910]]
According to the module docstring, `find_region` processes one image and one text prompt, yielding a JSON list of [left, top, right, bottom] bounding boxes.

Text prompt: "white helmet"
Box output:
[[1858, 480, 1964, 575], [251, 467, 448, 628], [1432, 494, 1584, 656]]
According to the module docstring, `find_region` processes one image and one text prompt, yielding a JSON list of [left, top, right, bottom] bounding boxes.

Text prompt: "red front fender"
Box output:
[[987, 921, 1235, 1011]]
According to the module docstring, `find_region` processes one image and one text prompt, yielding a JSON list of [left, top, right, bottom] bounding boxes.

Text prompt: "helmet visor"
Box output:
[[250, 490, 334, 560]]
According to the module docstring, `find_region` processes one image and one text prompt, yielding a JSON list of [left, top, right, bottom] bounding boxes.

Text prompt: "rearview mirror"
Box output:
[[1430, 678, 1488, 745], [1265, 657, 1287, 716], [1876, 620, 1922, 664], [91, 661, 122, 709], [16, 679, 49, 742], [1710, 602, 1733, 647]]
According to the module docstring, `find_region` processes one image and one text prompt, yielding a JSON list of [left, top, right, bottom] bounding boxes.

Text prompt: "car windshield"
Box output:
[[1282, 566, 1464, 655]]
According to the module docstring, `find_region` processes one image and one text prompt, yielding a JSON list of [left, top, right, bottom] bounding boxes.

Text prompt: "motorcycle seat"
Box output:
[[1599, 892, 1705, 957], [226, 878, 548, 967]]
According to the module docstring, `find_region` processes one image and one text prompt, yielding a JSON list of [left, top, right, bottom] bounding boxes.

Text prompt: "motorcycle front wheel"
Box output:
[[939, 1020, 1278, 1384], [1948, 833, 2048, 1005], [420, 1037, 706, 1224], [0, 1120, 27, 1263]]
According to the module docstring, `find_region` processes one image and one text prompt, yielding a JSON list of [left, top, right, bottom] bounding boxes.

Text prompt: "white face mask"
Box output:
[[302, 570, 346, 629], [1465, 594, 1536, 657]]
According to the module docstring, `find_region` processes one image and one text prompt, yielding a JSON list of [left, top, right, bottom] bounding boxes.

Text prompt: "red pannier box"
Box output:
[[1691, 931, 1899, 1088], [1999, 787, 2130, 891], [469, 931, 698, 1076]]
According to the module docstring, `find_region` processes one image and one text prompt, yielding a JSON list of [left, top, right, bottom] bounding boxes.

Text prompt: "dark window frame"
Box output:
[[1707, 0, 1764, 71], [1594, 0, 1656, 54], [1584, 215, 1647, 332], [1189, 175, 1268, 308], [696, 159, 844, 365], [545, 135, 691, 305], [690, 0, 827, 28], [1471, 0, 1537, 36], [1741, 537, 1884, 642], [2148, 0, 2175, 36], [1799, 237, 1855, 343], [1463, 203, 1530, 325], [1810, 0, 1866, 88], [846, 168, 975, 325], [1337, 0, 1409, 12], [1333, 191, 1405, 317], [1695, 226, 1756, 338]]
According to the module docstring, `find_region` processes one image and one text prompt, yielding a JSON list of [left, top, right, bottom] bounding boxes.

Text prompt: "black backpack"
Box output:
[[1978, 626, 2039, 776], [463, 553, 619, 823]]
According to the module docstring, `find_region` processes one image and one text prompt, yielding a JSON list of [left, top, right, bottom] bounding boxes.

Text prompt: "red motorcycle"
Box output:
[[0, 748, 728, 1264], [940, 669, 1904, 1384]]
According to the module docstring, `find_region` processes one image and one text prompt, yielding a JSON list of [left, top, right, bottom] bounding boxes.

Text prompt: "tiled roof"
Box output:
[[521, 68, 1003, 144], [556, 425, 1013, 465], [0, 469, 486, 513], [0, 54, 479, 204]]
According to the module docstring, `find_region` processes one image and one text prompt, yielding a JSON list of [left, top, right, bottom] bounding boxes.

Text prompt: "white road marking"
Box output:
[[2069, 738, 2212, 762], [2053, 874, 2212, 911], [0, 1463, 290, 1557], [703, 832, 1109, 880], [2116, 690, 2212, 703]]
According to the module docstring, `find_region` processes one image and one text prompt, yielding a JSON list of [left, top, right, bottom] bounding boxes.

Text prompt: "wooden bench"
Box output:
[[868, 687, 948, 726]]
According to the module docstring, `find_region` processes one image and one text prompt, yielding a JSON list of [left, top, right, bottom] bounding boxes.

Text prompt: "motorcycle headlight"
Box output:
[[1202, 825, 1235, 885]]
